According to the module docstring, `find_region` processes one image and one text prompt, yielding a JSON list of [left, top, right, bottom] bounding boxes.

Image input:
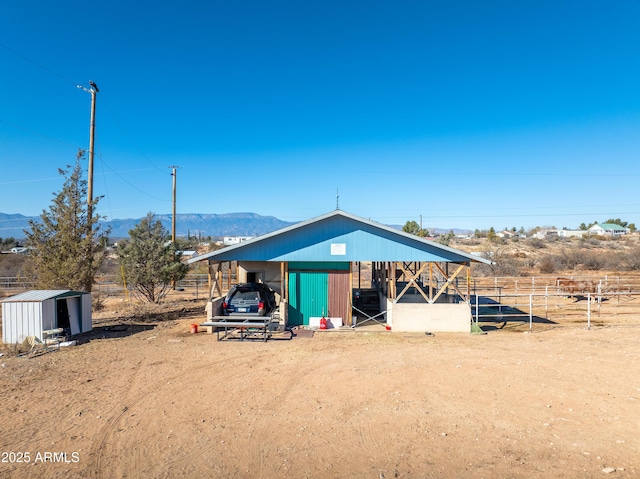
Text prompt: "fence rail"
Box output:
[[0, 274, 211, 300], [3, 274, 640, 331], [472, 289, 640, 332]]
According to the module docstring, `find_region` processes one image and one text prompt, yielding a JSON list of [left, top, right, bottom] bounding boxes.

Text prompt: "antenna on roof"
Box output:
[[336, 188, 340, 210]]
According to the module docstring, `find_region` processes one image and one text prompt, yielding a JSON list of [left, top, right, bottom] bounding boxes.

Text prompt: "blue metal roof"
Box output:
[[189, 210, 491, 264]]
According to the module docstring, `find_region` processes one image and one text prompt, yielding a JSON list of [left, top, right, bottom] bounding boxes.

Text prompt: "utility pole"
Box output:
[[169, 166, 179, 245], [169, 166, 180, 290], [77, 81, 99, 223], [77, 81, 99, 292]]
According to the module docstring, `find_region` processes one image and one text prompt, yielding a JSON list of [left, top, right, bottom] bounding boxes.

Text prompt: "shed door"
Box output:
[[288, 271, 328, 326]]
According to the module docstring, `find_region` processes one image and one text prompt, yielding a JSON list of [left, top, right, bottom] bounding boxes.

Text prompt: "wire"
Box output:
[[0, 119, 82, 149], [99, 92, 168, 175], [0, 41, 78, 87], [95, 154, 170, 203], [96, 147, 113, 220]]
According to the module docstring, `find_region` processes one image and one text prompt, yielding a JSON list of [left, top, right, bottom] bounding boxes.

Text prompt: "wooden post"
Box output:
[[429, 262, 433, 303], [207, 263, 213, 299], [466, 264, 471, 303], [280, 262, 285, 300]]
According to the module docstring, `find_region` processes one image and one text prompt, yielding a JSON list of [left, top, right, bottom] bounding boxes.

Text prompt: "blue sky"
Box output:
[[1, 0, 640, 232]]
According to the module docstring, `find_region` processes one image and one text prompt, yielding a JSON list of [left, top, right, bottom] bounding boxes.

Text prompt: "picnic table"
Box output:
[[200, 316, 273, 342]]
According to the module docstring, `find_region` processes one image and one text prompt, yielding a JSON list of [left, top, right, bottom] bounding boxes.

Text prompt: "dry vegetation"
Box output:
[[449, 234, 640, 277], [1, 235, 640, 478], [0, 296, 639, 478]]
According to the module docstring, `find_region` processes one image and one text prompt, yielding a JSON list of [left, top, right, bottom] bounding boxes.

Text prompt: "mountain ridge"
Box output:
[[0, 212, 472, 239]]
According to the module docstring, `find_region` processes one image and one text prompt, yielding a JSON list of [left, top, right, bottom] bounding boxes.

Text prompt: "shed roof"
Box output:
[[1, 290, 88, 303], [189, 210, 491, 264]]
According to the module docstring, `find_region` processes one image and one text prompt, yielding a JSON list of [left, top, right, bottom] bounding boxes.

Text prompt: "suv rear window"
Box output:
[[231, 290, 260, 302]]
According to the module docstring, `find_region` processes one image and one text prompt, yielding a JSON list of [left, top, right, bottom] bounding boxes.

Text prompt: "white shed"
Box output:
[[1, 290, 92, 344]]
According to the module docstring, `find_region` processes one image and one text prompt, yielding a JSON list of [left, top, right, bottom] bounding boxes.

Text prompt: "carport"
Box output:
[[189, 210, 491, 332]]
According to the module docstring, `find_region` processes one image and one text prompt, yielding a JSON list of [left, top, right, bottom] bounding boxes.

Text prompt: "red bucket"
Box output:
[[190, 324, 198, 334]]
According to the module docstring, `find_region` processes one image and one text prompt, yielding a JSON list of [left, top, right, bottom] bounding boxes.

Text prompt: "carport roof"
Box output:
[[189, 210, 491, 265]]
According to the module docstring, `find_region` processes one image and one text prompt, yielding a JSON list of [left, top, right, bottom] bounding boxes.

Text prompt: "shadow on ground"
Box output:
[[76, 323, 158, 343], [474, 295, 557, 332]]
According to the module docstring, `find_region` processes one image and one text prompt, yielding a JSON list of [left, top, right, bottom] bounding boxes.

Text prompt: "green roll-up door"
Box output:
[[288, 271, 328, 326]]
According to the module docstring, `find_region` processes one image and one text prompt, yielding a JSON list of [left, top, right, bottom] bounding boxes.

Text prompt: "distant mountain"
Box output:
[[0, 212, 295, 239], [107, 213, 295, 238], [1, 212, 472, 240], [0, 213, 33, 239]]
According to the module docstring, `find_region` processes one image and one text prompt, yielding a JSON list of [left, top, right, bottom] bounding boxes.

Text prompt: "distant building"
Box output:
[[587, 223, 629, 237], [223, 236, 254, 246], [496, 230, 525, 239], [557, 230, 586, 239], [178, 250, 198, 260], [532, 229, 559, 240]]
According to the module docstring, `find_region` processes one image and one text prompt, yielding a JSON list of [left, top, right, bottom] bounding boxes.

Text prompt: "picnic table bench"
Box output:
[[200, 316, 273, 342]]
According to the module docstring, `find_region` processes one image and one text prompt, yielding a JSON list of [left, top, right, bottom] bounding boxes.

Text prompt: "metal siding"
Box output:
[[41, 299, 55, 332], [82, 294, 93, 332], [2, 301, 43, 344], [288, 271, 301, 326], [287, 271, 328, 326], [197, 211, 485, 264], [301, 272, 328, 323], [328, 271, 350, 324], [205, 218, 469, 262], [67, 297, 82, 335], [1, 304, 5, 343]]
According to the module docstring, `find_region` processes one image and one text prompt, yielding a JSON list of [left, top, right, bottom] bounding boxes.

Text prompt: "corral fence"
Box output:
[[0, 274, 211, 300], [2, 273, 640, 331], [470, 275, 640, 331]]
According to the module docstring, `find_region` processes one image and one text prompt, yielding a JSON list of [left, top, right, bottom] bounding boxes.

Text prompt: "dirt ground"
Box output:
[[1, 300, 639, 479]]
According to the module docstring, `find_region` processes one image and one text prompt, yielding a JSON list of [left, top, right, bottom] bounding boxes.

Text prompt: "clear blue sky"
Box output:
[[2, 0, 640, 232]]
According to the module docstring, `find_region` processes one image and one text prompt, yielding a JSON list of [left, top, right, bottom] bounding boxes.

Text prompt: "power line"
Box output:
[[100, 92, 168, 175], [0, 118, 82, 149], [95, 156, 170, 203], [1, 42, 168, 178], [0, 41, 78, 87]]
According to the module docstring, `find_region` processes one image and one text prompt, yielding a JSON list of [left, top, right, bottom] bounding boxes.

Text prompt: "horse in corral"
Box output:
[[556, 277, 599, 302]]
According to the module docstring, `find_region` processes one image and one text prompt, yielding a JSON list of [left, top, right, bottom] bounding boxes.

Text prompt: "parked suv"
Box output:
[[222, 283, 276, 316]]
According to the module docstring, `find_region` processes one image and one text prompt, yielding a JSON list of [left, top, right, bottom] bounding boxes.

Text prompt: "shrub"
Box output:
[[474, 247, 521, 277], [538, 255, 559, 274], [581, 251, 606, 270], [620, 248, 640, 271], [559, 249, 585, 270], [528, 238, 546, 249]]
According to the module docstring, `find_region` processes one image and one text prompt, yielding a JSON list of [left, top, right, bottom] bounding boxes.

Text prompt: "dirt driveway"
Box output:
[[1, 311, 639, 478]]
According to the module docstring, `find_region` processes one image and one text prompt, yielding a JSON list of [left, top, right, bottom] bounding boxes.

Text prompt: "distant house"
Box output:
[[557, 230, 586, 239], [532, 229, 559, 240], [178, 250, 198, 260], [223, 236, 254, 246], [587, 223, 629, 237]]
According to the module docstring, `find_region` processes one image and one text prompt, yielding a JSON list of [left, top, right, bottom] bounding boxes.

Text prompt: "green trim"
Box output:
[[289, 261, 350, 271]]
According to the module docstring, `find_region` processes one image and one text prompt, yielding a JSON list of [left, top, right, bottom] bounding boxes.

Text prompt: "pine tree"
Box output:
[[24, 154, 110, 291], [118, 212, 189, 303]]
